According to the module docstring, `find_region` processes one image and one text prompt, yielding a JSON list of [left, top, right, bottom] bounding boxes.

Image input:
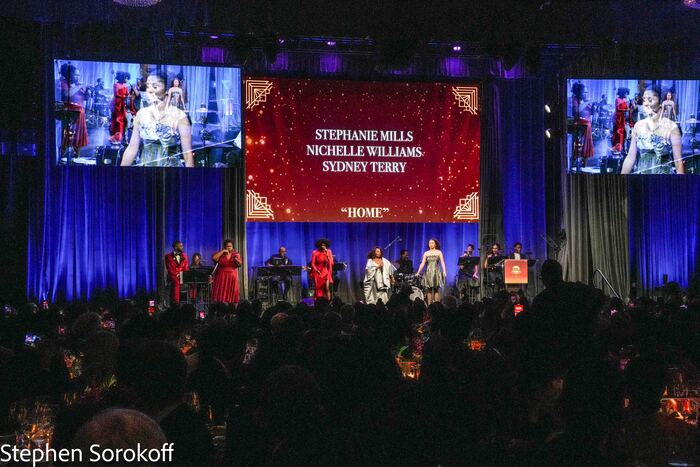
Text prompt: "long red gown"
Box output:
[[60, 80, 88, 149], [109, 82, 129, 143], [612, 97, 628, 151], [311, 249, 333, 298], [212, 250, 242, 303]]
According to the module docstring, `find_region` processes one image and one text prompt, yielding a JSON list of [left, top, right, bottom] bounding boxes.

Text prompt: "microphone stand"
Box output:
[[384, 236, 402, 251]]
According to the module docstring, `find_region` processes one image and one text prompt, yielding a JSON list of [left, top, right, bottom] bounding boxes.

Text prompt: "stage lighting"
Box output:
[[326, 40, 337, 47], [544, 104, 551, 113], [545, 128, 552, 139], [452, 45, 462, 52]]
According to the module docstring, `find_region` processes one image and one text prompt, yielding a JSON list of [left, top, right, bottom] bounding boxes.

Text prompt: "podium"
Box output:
[[504, 259, 528, 285]]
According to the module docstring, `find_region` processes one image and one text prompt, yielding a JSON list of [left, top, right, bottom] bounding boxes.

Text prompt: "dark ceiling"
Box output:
[[3, 0, 700, 47]]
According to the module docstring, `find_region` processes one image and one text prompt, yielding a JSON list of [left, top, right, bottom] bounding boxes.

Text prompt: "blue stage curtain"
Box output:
[[246, 222, 478, 303], [498, 79, 548, 260], [628, 176, 700, 292], [27, 166, 224, 302]]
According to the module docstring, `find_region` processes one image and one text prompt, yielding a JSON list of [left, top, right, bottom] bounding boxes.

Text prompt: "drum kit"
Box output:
[[394, 272, 423, 301], [86, 88, 112, 128], [591, 102, 613, 141]]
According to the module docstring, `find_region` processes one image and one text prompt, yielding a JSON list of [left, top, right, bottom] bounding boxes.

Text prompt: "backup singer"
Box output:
[[364, 247, 396, 304], [416, 239, 447, 305], [458, 244, 479, 279], [165, 240, 188, 305], [120, 70, 195, 167], [59, 63, 88, 157], [621, 86, 684, 174], [310, 238, 333, 300], [483, 243, 504, 292], [612, 87, 630, 152], [570, 82, 594, 165], [212, 239, 242, 304], [109, 71, 131, 144]]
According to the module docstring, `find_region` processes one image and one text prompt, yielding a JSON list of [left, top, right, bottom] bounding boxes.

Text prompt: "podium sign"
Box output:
[[504, 259, 528, 284]]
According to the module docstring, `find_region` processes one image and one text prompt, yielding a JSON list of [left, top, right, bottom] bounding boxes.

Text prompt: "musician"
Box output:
[[483, 243, 504, 292], [265, 246, 293, 300], [165, 240, 189, 305], [310, 238, 333, 300], [508, 242, 527, 260], [364, 247, 396, 304], [191, 253, 204, 268], [212, 239, 242, 304], [187, 252, 209, 301], [396, 249, 414, 274]]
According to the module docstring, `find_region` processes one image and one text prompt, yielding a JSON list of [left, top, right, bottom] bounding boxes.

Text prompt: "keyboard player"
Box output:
[[265, 246, 293, 300]]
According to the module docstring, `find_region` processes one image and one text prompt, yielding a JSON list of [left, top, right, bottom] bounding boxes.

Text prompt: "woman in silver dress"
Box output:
[[363, 246, 396, 304], [621, 85, 684, 174], [166, 78, 186, 111], [416, 238, 447, 306], [120, 71, 194, 167]]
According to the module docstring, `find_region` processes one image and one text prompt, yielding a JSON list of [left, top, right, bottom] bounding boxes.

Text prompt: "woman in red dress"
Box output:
[[109, 71, 131, 144], [310, 238, 333, 300], [212, 239, 242, 304], [570, 82, 594, 166], [59, 64, 88, 157], [612, 87, 630, 152]]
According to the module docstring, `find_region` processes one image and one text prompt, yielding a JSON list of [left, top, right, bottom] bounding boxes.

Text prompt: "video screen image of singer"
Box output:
[[567, 78, 700, 175], [53, 59, 242, 168], [245, 77, 481, 223]]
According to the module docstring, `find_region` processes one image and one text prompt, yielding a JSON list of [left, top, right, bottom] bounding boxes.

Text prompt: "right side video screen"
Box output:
[[566, 78, 699, 174]]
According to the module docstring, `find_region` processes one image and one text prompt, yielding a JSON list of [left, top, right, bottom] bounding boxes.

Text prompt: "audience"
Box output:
[[0, 261, 698, 465]]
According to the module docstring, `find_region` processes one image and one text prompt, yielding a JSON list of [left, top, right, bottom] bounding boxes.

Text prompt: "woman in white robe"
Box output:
[[364, 246, 396, 304]]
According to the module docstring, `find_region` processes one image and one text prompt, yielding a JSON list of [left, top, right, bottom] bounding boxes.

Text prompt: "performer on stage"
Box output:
[[457, 244, 479, 301], [212, 239, 242, 304], [109, 71, 131, 144], [165, 240, 189, 305], [396, 249, 414, 274], [458, 244, 479, 278], [483, 243, 504, 293], [120, 70, 195, 167], [508, 242, 527, 260], [661, 90, 677, 121], [621, 86, 685, 174], [570, 82, 594, 166], [266, 246, 293, 300], [364, 247, 396, 304], [612, 87, 630, 152], [416, 239, 447, 305], [310, 238, 333, 300], [166, 78, 186, 111], [59, 63, 89, 157]]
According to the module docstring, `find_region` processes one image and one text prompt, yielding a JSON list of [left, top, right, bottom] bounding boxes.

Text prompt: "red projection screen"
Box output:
[[245, 77, 480, 223]]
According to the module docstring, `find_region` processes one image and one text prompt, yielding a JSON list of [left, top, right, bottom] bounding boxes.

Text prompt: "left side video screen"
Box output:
[[54, 59, 242, 168]]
